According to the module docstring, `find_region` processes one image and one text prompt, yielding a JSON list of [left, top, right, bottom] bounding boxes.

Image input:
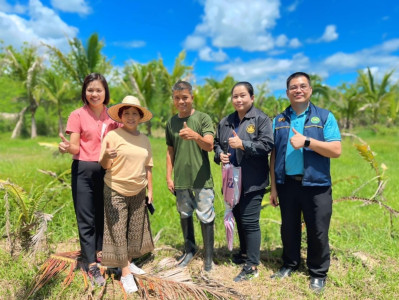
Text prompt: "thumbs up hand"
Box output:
[[228, 130, 244, 150], [290, 127, 305, 149], [179, 121, 199, 140], [104, 141, 117, 159], [58, 133, 70, 154]]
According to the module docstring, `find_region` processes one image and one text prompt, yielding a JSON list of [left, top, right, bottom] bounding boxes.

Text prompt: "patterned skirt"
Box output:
[[101, 185, 154, 268]]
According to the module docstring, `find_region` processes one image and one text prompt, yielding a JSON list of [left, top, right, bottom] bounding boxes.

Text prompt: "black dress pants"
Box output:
[[233, 189, 264, 267], [277, 177, 332, 279], [71, 160, 105, 264]]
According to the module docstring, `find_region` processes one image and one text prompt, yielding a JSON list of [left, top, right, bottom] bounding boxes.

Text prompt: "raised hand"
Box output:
[[179, 122, 199, 140], [290, 127, 306, 150], [59, 133, 70, 154], [104, 141, 117, 159], [228, 130, 243, 150]]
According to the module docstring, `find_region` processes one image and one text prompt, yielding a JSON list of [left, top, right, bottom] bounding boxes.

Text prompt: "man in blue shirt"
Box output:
[[270, 72, 341, 293]]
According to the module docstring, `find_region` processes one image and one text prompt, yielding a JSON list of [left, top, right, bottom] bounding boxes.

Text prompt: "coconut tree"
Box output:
[[4, 44, 43, 138], [357, 68, 396, 124], [119, 61, 159, 135], [45, 33, 110, 85], [309, 74, 332, 110], [194, 76, 236, 124], [328, 83, 360, 129], [387, 84, 399, 124], [119, 51, 192, 134], [40, 69, 77, 134]]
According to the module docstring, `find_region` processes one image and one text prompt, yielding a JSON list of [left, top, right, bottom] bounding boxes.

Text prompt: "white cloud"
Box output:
[[287, 0, 300, 12], [112, 40, 146, 48], [51, 0, 91, 15], [289, 38, 301, 48], [307, 24, 338, 44], [320, 25, 338, 42], [198, 47, 228, 62], [212, 39, 399, 93], [323, 39, 399, 71], [0, 0, 27, 13], [183, 35, 206, 50], [275, 34, 288, 47], [0, 0, 78, 52], [217, 53, 310, 90], [0, 0, 13, 12], [186, 0, 281, 52]]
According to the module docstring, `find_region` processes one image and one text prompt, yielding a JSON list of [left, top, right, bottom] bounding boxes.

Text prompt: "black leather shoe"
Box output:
[[309, 277, 326, 293], [270, 266, 295, 279]]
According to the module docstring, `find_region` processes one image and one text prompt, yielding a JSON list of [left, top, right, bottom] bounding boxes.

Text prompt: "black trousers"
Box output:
[[233, 189, 264, 267], [277, 177, 332, 279], [71, 160, 105, 264]]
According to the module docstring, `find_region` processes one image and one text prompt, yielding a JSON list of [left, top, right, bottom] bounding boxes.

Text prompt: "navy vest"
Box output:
[[274, 102, 331, 186]]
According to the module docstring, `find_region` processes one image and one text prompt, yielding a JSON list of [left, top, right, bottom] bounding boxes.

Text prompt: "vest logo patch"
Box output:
[[278, 117, 285, 122], [246, 124, 255, 134], [311, 117, 320, 124]]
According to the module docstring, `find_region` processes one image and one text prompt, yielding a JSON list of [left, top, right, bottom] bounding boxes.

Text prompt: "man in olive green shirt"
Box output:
[[166, 80, 215, 271]]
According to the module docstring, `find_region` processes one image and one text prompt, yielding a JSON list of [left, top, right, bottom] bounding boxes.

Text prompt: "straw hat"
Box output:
[[107, 95, 153, 123]]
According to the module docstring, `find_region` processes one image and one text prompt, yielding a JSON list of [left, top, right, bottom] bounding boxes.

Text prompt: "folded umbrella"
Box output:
[[222, 163, 242, 251]]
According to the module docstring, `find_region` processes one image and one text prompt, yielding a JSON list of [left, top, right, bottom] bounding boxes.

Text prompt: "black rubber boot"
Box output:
[[177, 216, 196, 268], [201, 220, 214, 271]]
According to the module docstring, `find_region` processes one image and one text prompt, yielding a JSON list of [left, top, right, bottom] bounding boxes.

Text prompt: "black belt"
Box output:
[[287, 175, 303, 182]]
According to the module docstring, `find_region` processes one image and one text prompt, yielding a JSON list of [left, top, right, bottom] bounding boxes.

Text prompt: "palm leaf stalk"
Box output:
[[25, 252, 242, 300], [336, 133, 398, 236]]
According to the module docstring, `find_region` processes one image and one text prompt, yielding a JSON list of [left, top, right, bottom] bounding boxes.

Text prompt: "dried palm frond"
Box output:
[[30, 212, 53, 255], [134, 271, 240, 300], [26, 251, 243, 300], [25, 251, 81, 299]]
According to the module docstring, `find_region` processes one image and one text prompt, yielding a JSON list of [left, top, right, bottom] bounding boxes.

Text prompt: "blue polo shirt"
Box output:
[[273, 107, 341, 175]]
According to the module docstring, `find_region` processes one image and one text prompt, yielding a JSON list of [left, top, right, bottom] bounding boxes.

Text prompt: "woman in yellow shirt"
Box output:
[[99, 96, 154, 294]]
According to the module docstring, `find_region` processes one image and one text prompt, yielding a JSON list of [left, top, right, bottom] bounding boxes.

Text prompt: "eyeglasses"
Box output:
[[288, 84, 310, 92], [86, 89, 104, 94]]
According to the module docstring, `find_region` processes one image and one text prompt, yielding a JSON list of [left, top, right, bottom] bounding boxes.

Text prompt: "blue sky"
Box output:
[[1, 0, 399, 96]]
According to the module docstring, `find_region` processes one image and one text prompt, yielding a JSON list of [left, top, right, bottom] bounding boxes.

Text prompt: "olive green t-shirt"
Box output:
[[165, 111, 214, 189]]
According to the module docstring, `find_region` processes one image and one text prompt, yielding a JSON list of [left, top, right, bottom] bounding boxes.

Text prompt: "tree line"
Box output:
[[0, 33, 398, 138]]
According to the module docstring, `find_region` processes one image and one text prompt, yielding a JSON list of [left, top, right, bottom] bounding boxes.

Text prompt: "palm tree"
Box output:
[[45, 33, 110, 85], [119, 51, 192, 134], [195, 76, 236, 124], [329, 83, 360, 130], [4, 44, 43, 138], [387, 84, 399, 124], [40, 69, 77, 134], [357, 68, 396, 124], [309, 74, 331, 109]]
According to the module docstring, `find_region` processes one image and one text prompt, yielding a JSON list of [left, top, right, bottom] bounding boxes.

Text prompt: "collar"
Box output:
[[283, 102, 314, 119], [289, 104, 309, 117], [84, 104, 107, 120], [225, 105, 256, 125]]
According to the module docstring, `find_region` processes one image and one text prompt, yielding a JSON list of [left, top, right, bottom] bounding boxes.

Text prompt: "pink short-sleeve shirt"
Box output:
[[66, 105, 120, 161]]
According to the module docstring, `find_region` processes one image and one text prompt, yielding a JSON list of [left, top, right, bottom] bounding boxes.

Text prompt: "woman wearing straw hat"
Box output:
[[99, 95, 154, 293]]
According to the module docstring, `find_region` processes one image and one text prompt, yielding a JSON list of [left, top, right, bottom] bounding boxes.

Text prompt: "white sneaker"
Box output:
[[120, 274, 138, 294], [129, 262, 146, 274]]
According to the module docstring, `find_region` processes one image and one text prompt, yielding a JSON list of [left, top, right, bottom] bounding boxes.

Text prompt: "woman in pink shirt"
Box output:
[[59, 73, 119, 286]]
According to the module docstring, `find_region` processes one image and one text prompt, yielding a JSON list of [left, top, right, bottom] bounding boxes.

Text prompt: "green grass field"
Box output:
[[0, 129, 398, 299]]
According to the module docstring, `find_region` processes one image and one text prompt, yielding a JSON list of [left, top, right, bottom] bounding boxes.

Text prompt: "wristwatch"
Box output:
[[304, 137, 311, 148]]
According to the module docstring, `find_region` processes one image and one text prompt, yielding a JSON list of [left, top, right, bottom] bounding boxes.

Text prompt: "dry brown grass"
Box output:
[[1, 240, 399, 299]]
